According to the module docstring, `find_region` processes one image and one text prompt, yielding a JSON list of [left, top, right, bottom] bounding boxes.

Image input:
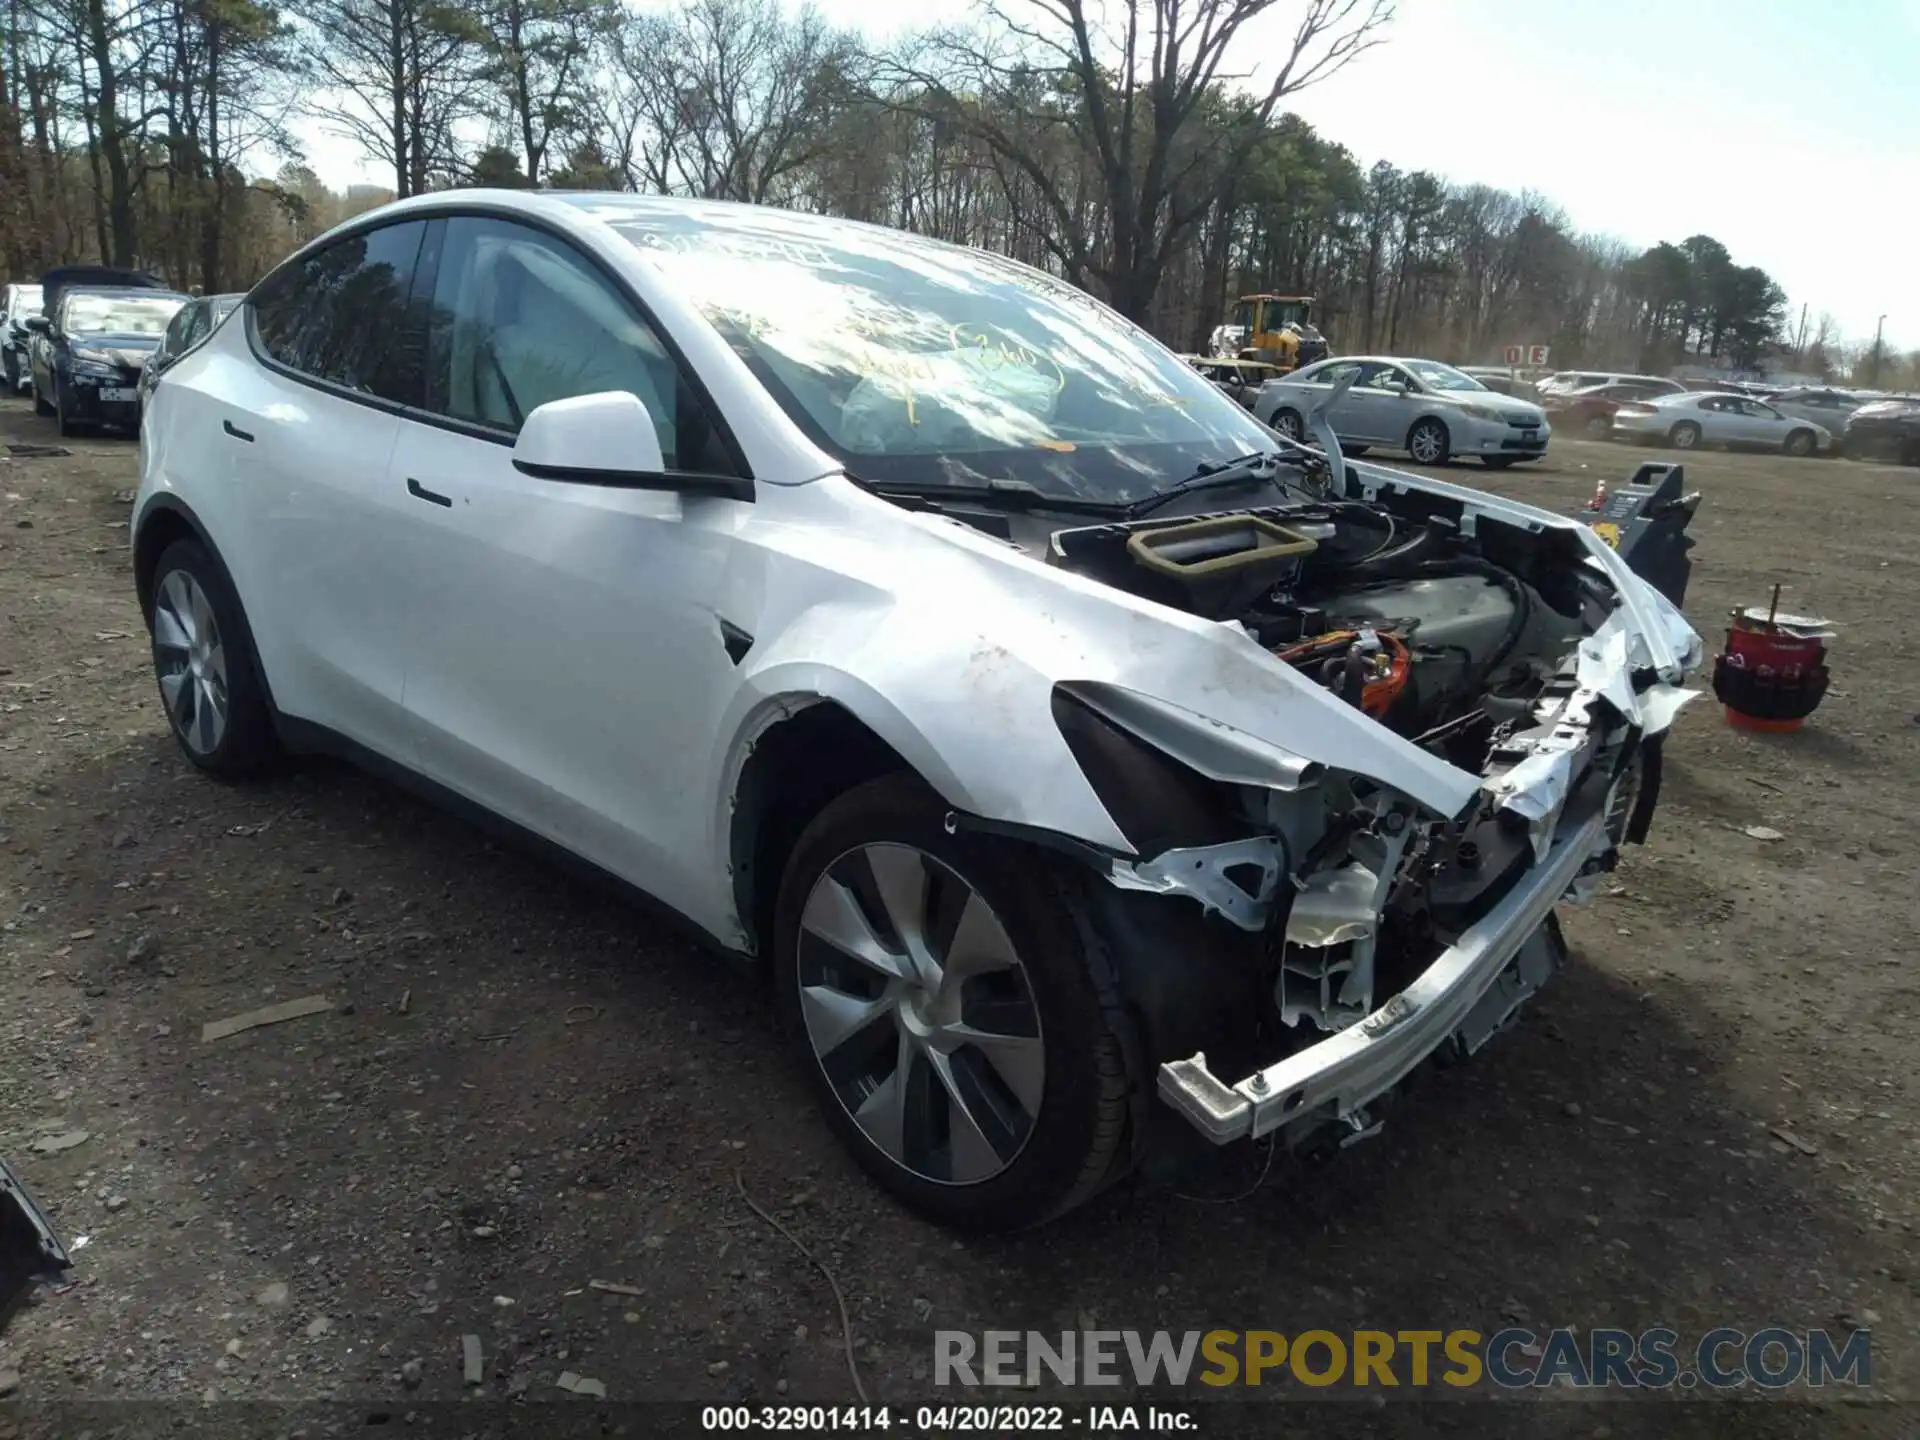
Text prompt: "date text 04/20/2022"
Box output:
[[700, 1405, 1193, 1431]]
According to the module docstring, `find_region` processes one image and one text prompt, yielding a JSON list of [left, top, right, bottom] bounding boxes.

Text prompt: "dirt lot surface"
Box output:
[[1, 395, 1915, 1437]]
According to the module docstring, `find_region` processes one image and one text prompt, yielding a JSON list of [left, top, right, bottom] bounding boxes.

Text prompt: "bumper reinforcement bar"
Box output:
[[1157, 807, 1607, 1144]]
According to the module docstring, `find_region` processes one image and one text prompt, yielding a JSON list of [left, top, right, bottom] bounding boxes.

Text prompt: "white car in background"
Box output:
[[1, 282, 42, 392], [1255, 356, 1551, 467], [1610, 391, 1832, 455], [132, 191, 1701, 1229]]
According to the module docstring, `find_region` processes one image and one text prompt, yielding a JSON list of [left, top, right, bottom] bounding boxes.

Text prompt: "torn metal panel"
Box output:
[[1111, 834, 1287, 931]]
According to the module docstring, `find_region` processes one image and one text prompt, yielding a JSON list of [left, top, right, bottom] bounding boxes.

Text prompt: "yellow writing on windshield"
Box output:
[[948, 324, 1067, 395]]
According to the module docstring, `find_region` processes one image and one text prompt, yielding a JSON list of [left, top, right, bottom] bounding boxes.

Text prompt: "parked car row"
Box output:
[[0, 268, 243, 437], [1539, 375, 1919, 463], [1536, 370, 1687, 400]]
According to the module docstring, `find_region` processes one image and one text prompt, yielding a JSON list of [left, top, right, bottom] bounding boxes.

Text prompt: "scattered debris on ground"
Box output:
[[1, 410, 1914, 1425], [200, 995, 333, 1042]]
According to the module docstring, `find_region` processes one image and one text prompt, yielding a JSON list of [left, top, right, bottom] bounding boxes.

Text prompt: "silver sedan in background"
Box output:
[[1609, 392, 1833, 455], [1760, 386, 1865, 435], [1254, 356, 1552, 468]]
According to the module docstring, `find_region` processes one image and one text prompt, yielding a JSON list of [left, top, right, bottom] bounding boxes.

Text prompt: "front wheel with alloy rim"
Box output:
[[1669, 421, 1702, 450], [148, 538, 281, 776], [773, 774, 1135, 1230], [1406, 417, 1451, 465]]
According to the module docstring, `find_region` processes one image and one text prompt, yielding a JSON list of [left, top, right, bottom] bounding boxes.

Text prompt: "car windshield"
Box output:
[[588, 201, 1275, 505], [1404, 359, 1485, 392], [63, 293, 184, 336], [11, 286, 42, 314]]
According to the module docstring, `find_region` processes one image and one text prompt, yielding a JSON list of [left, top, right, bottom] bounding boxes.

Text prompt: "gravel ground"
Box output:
[[1, 395, 1915, 1437]]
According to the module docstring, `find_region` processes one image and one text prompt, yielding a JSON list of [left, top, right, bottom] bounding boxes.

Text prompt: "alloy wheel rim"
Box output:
[[1674, 428, 1697, 449], [1411, 426, 1441, 462], [796, 842, 1045, 1186], [1278, 413, 1302, 439], [153, 570, 229, 755]]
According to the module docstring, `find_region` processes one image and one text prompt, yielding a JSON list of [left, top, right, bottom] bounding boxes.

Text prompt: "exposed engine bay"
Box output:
[[877, 461, 1701, 1156], [1042, 471, 1696, 1142], [1045, 500, 1589, 774]]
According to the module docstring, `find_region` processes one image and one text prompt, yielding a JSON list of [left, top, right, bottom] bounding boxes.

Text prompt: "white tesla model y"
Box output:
[[133, 192, 1703, 1229]]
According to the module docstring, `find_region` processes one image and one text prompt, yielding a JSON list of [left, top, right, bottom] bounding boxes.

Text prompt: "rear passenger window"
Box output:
[[251, 220, 429, 404]]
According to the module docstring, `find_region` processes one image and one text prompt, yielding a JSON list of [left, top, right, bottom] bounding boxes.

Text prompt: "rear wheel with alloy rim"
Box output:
[[1269, 408, 1304, 441], [148, 538, 280, 775], [773, 774, 1135, 1229], [1783, 429, 1815, 457], [1669, 421, 1702, 450]]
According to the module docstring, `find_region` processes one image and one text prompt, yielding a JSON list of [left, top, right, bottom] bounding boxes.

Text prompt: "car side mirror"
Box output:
[[510, 391, 751, 500], [24, 316, 48, 333]]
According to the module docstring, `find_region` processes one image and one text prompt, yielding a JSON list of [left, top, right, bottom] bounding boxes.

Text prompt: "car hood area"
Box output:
[[724, 458, 1702, 874], [1438, 388, 1546, 423]]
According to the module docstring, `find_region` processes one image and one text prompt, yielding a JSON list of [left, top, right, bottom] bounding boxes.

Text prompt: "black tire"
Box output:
[[1269, 407, 1305, 442], [1782, 428, 1815, 457], [1342, 444, 1370, 457], [148, 537, 281, 777], [1583, 414, 1613, 439], [1406, 416, 1451, 465], [1668, 421, 1702, 450], [1481, 455, 1520, 469], [54, 384, 76, 438], [772, 773, 1135, 1231]]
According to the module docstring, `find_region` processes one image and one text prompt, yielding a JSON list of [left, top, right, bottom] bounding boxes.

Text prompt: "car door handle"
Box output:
[[222, 419, 254, 443], [406, 477, 452, 508]]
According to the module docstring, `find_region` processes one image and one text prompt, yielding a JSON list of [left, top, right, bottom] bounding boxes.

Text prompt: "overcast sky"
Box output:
[[293, 0, 1919, 350]]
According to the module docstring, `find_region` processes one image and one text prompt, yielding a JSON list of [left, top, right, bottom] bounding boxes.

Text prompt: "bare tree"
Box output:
[[295, 0, 480, 197], [475, 0, 603, 185], [883, 0, 1390, 322], [609, 0, 860, 204]]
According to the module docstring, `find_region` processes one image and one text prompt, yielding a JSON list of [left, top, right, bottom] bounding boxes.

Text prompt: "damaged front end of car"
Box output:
[[1016, 442, 1704, 1161]]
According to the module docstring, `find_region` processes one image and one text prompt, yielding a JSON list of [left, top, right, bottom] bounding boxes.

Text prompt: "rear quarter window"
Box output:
[[251, 220, 429, 404]]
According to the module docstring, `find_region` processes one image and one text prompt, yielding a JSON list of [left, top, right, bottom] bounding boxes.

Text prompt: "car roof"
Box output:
[[282, 190, 1120, 314]]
